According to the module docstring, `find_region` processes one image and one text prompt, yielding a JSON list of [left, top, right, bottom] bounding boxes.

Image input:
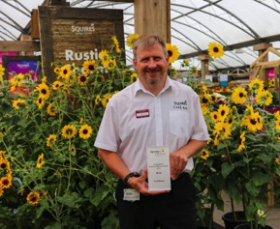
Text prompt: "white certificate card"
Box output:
[[147, 146, 171, 191]]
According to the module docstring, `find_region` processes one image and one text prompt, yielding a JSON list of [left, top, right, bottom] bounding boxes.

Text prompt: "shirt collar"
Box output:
[[133, 76, 174, 97]]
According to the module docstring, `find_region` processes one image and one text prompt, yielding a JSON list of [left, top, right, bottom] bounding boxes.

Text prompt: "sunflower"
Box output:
[[245, 112, 263, 132], [126, 33, 140, 49], [201, 106, 209, 115], [275, 158, 280, 165], [79, 124, 93, 139], [218, 104, 230, 121], [70, 146, 76, 152], [0, 64, 5, 78], [129, 72, 138, 83], [0, 185, 4, 197], [255, 90, 273, 106], [275, 117, 280, 131], [268, 78, 275, 88], [52, 80, 64, 90], [274, 111, 280, 119], [36, 153, 44, 168], [1, 177, 12, 189], [101, 93, 113, 107], [36, 96, 45, 109], [237, 132, 246, 152], [47, 103, 57, 116], [59, 65, 72, 80], [213, 122, 231, 140], [83, 60, 96, 74], [10, 73, 25, 88], [208, 42, 224, 58], [200, 94, 211, 106], [0, 157, 10, 170], [78, 74, 89, 86], [166, 43, 180, 64], [99, 50, 110, 67], [104, 58, 117, 71], [112, 36, 121, 53], [231, 87, 247, 104], [200, 149, 210, 160], [95, 94, 101, 105], [168, 67, 178, 79], [26, 191, 40, 205], [62, 124, 77, 139], [35, 83, 51, 100], [210, 111, 220, 122], [12, 98, 27, 110], [248, 78, 264, 93], [54, 67, 60, 75], [46, 134, 57, 147]]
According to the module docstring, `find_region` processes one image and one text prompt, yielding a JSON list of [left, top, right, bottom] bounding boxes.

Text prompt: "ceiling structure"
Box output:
[[0, 0, 280, 72]]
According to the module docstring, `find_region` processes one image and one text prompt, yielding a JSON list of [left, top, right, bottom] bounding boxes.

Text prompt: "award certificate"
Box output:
[[147, 146, 171, 191]]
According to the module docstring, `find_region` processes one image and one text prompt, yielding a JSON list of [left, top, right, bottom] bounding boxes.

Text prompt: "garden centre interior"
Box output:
[[0, 0, 280, 229]]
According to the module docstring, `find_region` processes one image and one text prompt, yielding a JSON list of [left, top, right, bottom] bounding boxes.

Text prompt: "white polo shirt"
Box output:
[[94, 77, 209, 173]]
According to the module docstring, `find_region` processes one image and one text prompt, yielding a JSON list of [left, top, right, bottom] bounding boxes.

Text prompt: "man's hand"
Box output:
[[127, 170, 170, 195], [170, 150, 188, 180]]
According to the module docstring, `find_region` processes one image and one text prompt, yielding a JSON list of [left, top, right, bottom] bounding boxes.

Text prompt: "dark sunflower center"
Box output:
[[239, 93, 244, 97], [221, 110, 225, 116], [82, 129, 88, 134], [213, 47, 219, 53], [250, 119, 257, 125], [89, 65, 95, 71], [168, 50, 173, 56], [202, 98, 208, 103], [63, 69, 68, 74], [42, 89, 47, 95], [81, 76, 86, 82], [0, 163, 7, 169]]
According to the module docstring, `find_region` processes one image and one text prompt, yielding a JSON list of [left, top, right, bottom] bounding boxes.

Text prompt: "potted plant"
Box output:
[[196, 79, 280, 229]]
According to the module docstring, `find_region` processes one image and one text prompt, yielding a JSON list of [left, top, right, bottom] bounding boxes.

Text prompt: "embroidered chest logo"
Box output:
[[173, 100, 187, 110]]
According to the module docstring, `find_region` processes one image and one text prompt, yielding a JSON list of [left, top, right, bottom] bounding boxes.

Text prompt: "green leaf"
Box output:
[[221, 162, 234, 178]]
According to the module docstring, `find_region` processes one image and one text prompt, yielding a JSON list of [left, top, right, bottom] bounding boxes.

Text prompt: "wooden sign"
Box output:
[[38, 6, 125, 82]]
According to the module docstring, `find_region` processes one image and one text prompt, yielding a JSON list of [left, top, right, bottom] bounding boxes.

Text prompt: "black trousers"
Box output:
[[115, 173, 197, 229]]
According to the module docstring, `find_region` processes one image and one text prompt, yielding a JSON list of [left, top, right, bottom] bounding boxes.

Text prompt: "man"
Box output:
[[94, 35, 209, 229]]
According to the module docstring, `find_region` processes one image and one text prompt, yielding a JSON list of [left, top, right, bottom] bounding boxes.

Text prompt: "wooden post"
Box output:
[[253, 43, 272, 87], [134, 0, 171, 43], [198, 55, 210, 79]]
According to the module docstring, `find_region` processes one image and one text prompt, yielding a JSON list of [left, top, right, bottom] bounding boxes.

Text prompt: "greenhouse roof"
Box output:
[[0, 0, 280, 71]]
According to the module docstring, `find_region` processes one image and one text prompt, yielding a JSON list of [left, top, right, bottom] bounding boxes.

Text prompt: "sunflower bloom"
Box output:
[[0, 64, 5, 79], [231, 87, 247, 104], [210, 111, 220, 122], [83, 60, 97, 74], [78, 74, 89, 86], [275, 117, 280, 131], [248, 78, 264, 93], [0, 185, 4, 197], [1, 176, 12, 189], [62, 124, 77, 139], [79, 124, 93, 139], [36, 96, 45, 109], [166, 43, 180, 64], [218, 104, 230, 122], [129, 73, 138, 84], [208, 42, 224, 58], [47, 103, 57, 116], [35, 83, 51, 100], [246, 112, 263, 132], [237, 132, 246, 152], [275, 158, 280, 165], [60, 65, 72, 81], [27, 191, 40, 205], [10, 73, 25, 88], [201, 149, 210, 160], [36, 153, 44, 168], [112, 36, 121, 53], [255, 90, 273, 106], [12, 98, 27, 110], [0, 157, 10, 171], [46, 134, 57, 147], [52, 80, 64, 90], [126, 34, 140, 49]]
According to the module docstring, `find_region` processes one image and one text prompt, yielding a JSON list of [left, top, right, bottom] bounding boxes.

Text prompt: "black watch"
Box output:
[[123, 172, 140, 186]]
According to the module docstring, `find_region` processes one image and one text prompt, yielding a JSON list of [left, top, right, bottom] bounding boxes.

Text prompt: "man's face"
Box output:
[[133, 43, 169, 86]]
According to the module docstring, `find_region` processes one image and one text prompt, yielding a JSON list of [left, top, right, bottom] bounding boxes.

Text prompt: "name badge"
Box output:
[[147, 146, 171, 191], [135, 109, 150, 118], [123, 188, 140, 202]]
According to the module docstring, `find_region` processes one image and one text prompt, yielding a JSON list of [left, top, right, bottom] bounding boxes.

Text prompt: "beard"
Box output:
[[143, 67, 164, 85]]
